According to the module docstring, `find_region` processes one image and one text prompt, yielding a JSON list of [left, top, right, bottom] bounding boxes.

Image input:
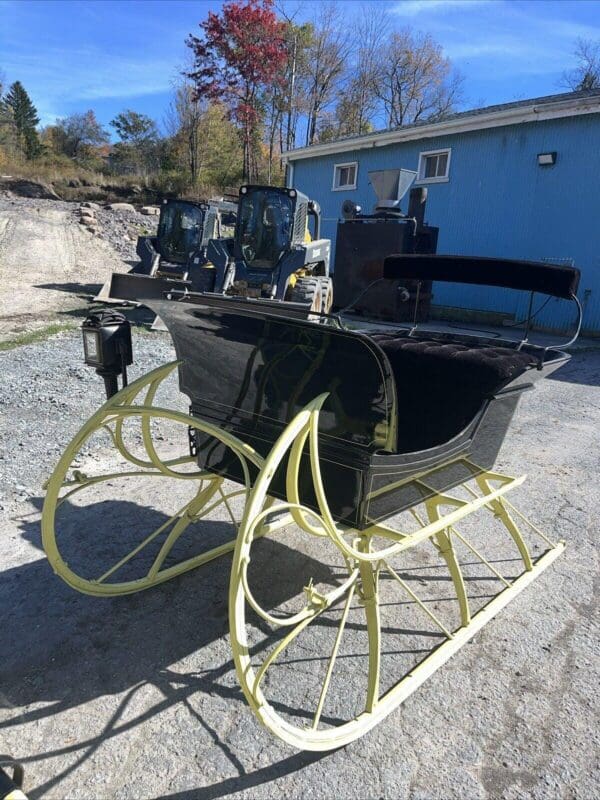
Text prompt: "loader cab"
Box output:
[[156, 199, 238, 267], [235, 186, 308, 270], [157, 200, 206, 265], [205, 184, 331, 311], [99, 197, 238, 305]]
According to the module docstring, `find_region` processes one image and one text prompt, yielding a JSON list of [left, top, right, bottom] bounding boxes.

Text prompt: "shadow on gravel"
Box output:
[[547, 351, 600, 386], [1, 497, 335, 797], [5, 494, 477, 798], [27, 289, 158, 330], [141, 751, 328, 800], [34, 282, 103, 297]]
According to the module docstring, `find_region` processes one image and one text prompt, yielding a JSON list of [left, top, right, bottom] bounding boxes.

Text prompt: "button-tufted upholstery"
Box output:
[[369, 333, 537, 452]]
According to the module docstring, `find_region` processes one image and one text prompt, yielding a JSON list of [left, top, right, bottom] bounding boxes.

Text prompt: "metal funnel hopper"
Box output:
[[368, 168, 417, 212]]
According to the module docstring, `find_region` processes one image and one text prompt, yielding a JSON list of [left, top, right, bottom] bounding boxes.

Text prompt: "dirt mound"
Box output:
[[0, 196, 131, 342], [1, 175, 158, 206]]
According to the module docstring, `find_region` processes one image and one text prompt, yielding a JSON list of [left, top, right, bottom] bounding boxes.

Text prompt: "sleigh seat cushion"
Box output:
[[369, 334, 537, 452]]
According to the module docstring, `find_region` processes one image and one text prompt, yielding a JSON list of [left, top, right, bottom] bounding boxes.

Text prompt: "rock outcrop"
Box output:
[[106, 202, 136, 213], [3, 179, 61, 200]]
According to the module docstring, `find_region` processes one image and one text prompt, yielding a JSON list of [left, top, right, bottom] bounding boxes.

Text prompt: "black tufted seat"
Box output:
[[369, 333, 537, 452]]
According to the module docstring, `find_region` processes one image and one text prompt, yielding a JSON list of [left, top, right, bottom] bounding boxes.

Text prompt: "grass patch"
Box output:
[[0, 322, 76, 351]]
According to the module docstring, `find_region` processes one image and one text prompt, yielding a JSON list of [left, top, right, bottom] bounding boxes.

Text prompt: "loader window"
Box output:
[[158, 202, 205, 264], [238, 189, 294, 270], [218, 210, 237, 239]]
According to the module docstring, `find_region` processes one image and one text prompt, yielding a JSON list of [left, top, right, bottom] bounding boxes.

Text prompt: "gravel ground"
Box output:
[[0, 329, 176, 513], [80, 205, 158, 263], [0, 329, 599, 799]]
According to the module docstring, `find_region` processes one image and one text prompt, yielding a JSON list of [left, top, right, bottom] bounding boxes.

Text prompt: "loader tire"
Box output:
[[288, 277, 323, 313], [320, 277, 334, 313]]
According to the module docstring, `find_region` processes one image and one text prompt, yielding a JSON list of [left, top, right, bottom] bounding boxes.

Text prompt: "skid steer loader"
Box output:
[[107, 185, 333, 315], [206, 185, 333, 313], [95, 198, 237, 303]]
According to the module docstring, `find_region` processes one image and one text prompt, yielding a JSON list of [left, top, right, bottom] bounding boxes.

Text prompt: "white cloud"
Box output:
[[527, 16, 600, 43], [388, 0, 600, 81], [392, 0, 491, 18], [1, 45, 179, 122]]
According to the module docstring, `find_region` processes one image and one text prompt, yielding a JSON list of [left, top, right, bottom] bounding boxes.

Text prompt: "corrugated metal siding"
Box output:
[[292, 114, 600, 334]]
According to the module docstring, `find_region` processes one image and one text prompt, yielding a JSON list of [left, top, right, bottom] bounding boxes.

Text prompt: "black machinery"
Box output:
[[333, 168, 438, 321], [97, 198, 237, 303], [206, 185, 332, 311], [136, 198, 237, 283], [108, 185, 333, 314]]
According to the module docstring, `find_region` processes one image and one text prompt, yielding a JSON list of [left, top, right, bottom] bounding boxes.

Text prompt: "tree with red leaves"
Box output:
[[186, 0, 287, 182]]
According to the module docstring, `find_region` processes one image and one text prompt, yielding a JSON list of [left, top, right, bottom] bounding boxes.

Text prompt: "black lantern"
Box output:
[[82, 310, 133, 398]]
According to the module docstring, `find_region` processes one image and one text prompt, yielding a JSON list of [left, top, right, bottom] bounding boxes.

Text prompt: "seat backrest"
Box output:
[[383, 254, 580, 299]]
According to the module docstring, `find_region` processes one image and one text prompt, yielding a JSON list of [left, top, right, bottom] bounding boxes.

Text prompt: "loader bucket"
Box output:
[[92, 276, 129, 304]]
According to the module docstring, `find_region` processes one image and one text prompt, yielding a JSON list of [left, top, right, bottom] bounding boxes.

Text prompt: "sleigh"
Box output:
[[43, 254, 581, 750]]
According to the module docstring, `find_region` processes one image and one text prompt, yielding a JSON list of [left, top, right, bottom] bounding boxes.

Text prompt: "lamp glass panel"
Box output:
[[84, 330, 99, 361]]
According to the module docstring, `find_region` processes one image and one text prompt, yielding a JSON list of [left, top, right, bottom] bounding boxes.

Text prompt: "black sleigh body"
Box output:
[[143, 254, 580, 530]]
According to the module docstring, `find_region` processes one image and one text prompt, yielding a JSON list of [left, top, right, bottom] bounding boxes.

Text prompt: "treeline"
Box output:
[[185, 0, 464, 183], [0, 79, 241, 197], [0, 0, 467, 192], [2, 0, 598, 197]]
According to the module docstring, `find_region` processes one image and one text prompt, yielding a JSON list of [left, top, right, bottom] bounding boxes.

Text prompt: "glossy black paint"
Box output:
[[150, 296, 395, 451], [143, 292, 569, 529]]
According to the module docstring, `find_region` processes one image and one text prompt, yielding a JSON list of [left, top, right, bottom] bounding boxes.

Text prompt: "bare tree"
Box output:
[[562, 38, 600, 91], [165, 78, 244, 190], [373, 28, 463, 128], [166, 80, 204, 185], [282, 23, 312, 152], [54, 111, 108, 158], [275, 2, 318, 153], [265, 85, 285, 183], [303, 3, 351, 146], [330, 6, 388, 139], [262, 9, 293, 180]]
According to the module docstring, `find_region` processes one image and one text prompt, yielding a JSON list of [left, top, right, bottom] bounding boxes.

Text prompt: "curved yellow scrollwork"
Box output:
[[42, 361, 265, 596]]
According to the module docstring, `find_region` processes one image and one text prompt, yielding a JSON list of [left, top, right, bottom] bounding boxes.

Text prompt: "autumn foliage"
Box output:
[[1, 1, 469, 194], [186, 0, 287, 180]]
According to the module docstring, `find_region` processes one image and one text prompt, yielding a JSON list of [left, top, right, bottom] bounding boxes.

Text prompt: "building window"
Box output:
[[417, 149, 451, 183], [332, 162, 358, 191]]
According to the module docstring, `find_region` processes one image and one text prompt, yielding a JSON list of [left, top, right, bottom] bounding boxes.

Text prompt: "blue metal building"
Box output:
[[283, 90, 600, 335]]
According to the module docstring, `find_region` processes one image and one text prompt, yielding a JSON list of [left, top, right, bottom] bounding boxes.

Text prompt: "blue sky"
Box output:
[[1, 0, 600, 136]]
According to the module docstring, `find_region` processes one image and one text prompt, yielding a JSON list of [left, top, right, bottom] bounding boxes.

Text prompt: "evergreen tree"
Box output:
[[0, 95, 18, 166], [3, 81, 41, 159]]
